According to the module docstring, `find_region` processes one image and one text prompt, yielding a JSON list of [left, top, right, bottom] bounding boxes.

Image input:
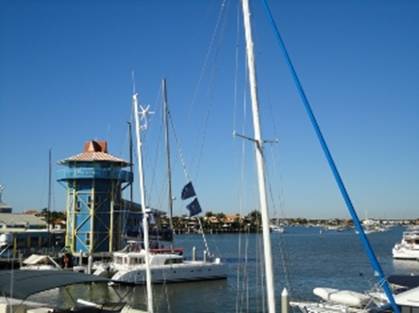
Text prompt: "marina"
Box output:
[[9, 228, 419, 313], [1, 0, 419, 312]]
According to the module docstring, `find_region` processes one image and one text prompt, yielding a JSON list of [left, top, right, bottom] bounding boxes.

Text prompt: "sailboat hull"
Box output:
[[111, 260, 227, 284]]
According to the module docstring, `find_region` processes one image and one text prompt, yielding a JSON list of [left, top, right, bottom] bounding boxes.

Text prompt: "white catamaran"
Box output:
[[99, 80, 227, 286]]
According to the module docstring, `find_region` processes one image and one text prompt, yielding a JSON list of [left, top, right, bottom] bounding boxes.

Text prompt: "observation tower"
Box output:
[[57, 140, 132, 256]]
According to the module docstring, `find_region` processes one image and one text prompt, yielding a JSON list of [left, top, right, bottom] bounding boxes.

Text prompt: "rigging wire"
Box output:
[[168, 102, 217, 257], [143, 84, 164, 207], [234, 14, 253, 309], [168, 112, 191, 182], [186, 0, 229, 124], [232, 3, 243, 309], [265, 150, 293, 296], [262, 86, 295, 295], [185, 0, 229, 182], [192, 0, 232, 181]]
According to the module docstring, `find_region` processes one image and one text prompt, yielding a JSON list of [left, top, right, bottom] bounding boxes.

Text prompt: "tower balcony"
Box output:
[[56, 167, 133, 183]]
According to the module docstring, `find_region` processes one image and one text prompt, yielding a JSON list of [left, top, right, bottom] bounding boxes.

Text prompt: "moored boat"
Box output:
[[392, 230, 419, 260], [110, 248, 226, 284], [20, 254, 62, 271]]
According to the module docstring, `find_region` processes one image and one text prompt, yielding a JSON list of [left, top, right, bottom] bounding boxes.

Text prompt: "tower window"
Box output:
[[75, 201, 81, 212]]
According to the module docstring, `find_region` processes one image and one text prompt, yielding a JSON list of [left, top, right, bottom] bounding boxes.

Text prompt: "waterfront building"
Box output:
[[57, 140, 133, 256], [0, 213, 46, 231], [0, 213, 65, 260]]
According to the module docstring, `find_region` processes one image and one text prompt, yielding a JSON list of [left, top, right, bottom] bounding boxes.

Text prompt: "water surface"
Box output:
[[30, 226, 419, 312]]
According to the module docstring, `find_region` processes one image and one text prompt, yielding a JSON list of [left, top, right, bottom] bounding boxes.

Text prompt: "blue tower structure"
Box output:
[[57, 140, 133, 256]]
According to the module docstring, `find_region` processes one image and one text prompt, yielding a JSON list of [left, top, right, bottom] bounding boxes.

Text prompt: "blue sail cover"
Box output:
[[181, 181, 196, 200], [186, 198, 202, 216]]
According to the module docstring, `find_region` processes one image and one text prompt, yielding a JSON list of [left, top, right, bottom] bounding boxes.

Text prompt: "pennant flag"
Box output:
[[181, 181, 196, 200], [186, 198, 202, 217]]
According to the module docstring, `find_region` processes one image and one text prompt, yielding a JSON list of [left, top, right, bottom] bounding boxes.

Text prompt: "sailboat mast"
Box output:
[[128, 122, 134, 205], [47, 148, 52, 249], [132, 93, 154, 313], [162, 79, 174, 241], [241, 0, 276, 312]]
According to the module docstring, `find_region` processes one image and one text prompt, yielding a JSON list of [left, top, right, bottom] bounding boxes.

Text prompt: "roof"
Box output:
[[59, 140, 129, 166], [59, 151, 129, 165], [0, 213, 46, 227], [396, 286, 419, 306], [0, 202, 12, 210], [0, 270, 109, 299]]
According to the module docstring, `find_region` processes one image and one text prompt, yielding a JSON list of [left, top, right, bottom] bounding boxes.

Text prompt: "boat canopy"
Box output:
[[0, 270, 109, 299], [23, 254, 59, 266], [388, 275, 419, 289]]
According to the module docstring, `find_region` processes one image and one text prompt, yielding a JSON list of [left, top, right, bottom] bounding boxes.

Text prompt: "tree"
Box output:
[[40, 208, 66, 225], [247, 210, 261, 223]]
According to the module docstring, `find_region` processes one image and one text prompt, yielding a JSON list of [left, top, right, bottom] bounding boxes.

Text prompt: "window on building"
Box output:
[[75, 200, 81, 212], [164, 258, 182, 265]]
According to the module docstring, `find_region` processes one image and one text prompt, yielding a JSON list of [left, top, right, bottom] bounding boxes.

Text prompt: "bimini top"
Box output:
[[59, 140, 129, 166], [388, 274, 419, 289], [0, 270, 109, 299]]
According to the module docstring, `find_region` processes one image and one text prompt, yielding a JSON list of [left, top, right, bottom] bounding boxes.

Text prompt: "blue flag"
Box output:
[[181, 181, 196, 200], [186, 198, 202, 217]]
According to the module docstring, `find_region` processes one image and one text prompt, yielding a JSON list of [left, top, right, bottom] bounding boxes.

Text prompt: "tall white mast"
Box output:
[[162, 79, 174, 241], [132, 93, 154, 313], [241, 0, 276, 312]]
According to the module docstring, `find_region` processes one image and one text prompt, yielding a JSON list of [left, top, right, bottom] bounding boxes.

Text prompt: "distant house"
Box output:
[[22, 209, 41, 216], [207, 216, 220, 224]]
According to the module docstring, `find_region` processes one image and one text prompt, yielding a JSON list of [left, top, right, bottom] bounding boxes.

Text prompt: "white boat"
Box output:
[[270, 224, 285, 233], [20, 254, 62, 271], [291, 283, 419, 313], [102, 82, 227, 289], [392, 230, 419, 260], [110, 246, 226, 284], [313, 288, 371, 308]]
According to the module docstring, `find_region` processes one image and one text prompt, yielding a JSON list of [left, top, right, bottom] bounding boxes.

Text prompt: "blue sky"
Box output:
[[0, 0, 418, 218]]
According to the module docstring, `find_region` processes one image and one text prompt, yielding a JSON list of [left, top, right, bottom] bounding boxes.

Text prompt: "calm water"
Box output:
[[31, 226, 419, 312]]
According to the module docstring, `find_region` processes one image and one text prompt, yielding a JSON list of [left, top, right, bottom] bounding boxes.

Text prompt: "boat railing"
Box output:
[[403, 231, 419, 239]]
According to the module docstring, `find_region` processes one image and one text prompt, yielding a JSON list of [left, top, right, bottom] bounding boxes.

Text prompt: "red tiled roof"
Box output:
[[59, 140, 129, 165], [60, 151, 128, 164]]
